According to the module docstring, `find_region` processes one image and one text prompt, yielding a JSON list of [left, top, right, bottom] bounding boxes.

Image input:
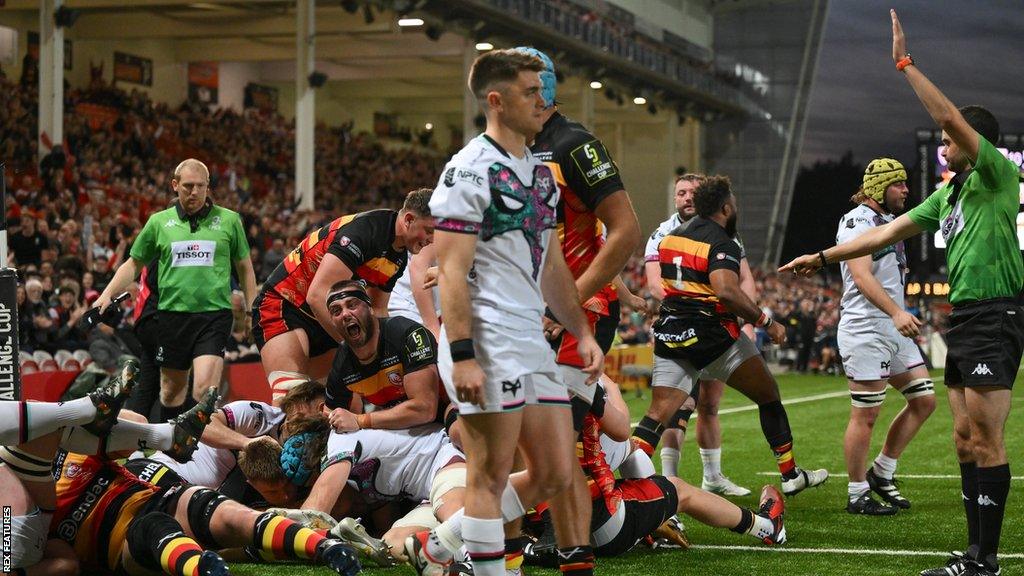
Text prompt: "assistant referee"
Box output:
[[95, 158, 256, 421], [781, 11, 1021, 576]]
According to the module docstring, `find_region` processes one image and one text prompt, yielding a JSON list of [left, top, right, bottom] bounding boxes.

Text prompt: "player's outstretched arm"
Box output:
[[891, 9, 980, 161], [541, 233, 604, 383], [778, 214, 923, 276]]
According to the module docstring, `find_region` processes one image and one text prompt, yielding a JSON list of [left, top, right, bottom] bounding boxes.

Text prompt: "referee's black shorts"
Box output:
[[154, 310, 233, 370], [945, 296, 1024, 389]]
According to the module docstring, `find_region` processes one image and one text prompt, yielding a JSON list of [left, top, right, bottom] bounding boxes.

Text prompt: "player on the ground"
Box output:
[[633, 176, 828, 497], [520, 46, 641, 576], [835, 158, 936, 515], [254, 189, 435, 402], [321, 280, 445, 432], [416, 48, 603, 576], [94, 158, 256, 422], [644, 172, 754, 496], [782, 12, 1022, 575], [0, 362, 220, 574]]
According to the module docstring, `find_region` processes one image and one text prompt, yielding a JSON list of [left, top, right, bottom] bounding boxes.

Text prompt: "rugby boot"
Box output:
[[867, 467, 911, 509], [780, 466, 829, 497], [166, 386, 219, 463], [83, 358, 140, 435]]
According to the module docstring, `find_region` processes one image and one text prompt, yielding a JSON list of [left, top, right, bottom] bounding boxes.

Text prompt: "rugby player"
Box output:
[[783, 12, 1022, 575], [94, 158, 256, 422], [254, 188, 435, 402], [644, 172, 756, 496], [835, 158, 935, 515], [521, 46, 641, 576], [632, 176, 828, 497], [423, 48, 603, 576], [321, 280, 445, 432]]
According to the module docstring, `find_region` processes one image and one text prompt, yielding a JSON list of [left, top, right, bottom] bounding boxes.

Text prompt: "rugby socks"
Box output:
[[250, 511, 326, 560], [976, 464, 1011, 567], [59, 421, 174, 456], [660, 447, 680, 478], [960, 462, 981, 555], [505, 536, 528, 573], [873, 453, 898, 480], [759, 400, 798, 479], [557, 545, 595, 576], [128, 512, 203, 576], [159, 535, 204, 576], [631, 416, 665, 456], [730, 508, 776, 541], [848, 481, 870, 502], [463, 516, 505, 576], [432, 509, 464, 561], [0, 398, 97, 445], [701, 447, 723, 480], [429, 483, 524, 562]]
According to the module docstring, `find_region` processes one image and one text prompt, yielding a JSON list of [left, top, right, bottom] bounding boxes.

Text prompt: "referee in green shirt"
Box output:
[[95, 159, 257, 421], [781, 12, 1021, 576]]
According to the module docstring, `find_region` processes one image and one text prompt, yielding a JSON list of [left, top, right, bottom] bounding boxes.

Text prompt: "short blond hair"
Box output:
[[173, 158, 210, 181]]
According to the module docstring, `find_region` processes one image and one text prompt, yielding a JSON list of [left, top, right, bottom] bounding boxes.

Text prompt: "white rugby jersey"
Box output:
[[645, 213, 746, 263], [836, 204, 908, 322], [429, 135, 559, 329], [146, 400, 284, 487], [644, 213, 684, 263], [387, 252, 440, 324], [323, 424, 462, 503]]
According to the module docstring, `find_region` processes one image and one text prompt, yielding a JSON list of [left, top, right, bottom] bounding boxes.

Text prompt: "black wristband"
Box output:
[[763, 316, 774, 329], [450, 339, 475, 362], [818, 251, 828, 268]]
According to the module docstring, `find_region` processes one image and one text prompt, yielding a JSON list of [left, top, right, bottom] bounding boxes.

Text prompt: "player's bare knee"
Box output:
[[909, 393, 936, 417]]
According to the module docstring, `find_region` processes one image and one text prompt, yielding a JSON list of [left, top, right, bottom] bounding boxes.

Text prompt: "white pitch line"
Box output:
[[689, 544, 1024, 559], [755, 471, 1024, 480], [629, 375, 947, 427], [629, 389, 848, 427]]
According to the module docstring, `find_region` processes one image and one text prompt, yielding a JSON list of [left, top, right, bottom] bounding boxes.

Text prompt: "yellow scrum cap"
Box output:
[[863, 158, 907, 203]]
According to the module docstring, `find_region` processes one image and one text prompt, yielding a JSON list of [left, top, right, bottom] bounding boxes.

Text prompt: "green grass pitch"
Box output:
[[231, 370, 1023, 576]]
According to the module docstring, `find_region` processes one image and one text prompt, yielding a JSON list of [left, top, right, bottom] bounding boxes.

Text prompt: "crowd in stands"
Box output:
[[2, 69, 444, 369]]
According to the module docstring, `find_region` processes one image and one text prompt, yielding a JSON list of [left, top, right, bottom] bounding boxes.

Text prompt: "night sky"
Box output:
[[800, 0, 1024, 166]]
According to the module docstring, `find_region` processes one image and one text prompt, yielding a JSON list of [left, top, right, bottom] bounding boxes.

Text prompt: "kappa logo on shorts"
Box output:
[[502, 379, 522, 396], [880, 360, 891, 372], [971, 363, 994, 376]]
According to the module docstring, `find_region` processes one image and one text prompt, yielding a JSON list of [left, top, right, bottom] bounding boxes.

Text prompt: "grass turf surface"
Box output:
[[231, 370, 1023, 576]]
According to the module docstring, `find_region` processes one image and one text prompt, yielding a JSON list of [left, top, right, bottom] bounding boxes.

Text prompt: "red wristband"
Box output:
[[896, 54, 914, 71]]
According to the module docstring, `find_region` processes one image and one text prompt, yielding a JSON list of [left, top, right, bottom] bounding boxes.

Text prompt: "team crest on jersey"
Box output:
[[65, 463, 81, 478], [482, 163, 558, 279], [444, 167, 457, 187], [387, 371, 403, 386], [339, 236, 351, 247]]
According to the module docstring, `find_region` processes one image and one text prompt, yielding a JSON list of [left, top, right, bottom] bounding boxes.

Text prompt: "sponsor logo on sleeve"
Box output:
[[570, 140, 618, 187]]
